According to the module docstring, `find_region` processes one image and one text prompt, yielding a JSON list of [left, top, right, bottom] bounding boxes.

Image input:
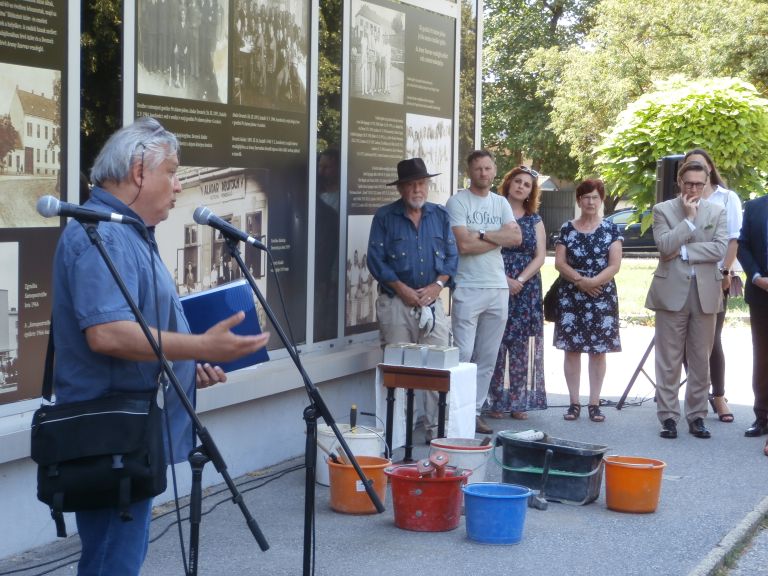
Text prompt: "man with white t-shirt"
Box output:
[[446, 150, 522, 433]]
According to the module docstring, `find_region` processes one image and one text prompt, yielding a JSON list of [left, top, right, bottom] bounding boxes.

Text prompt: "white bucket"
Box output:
[[429, 438, 493, 484], [316, 424, 385, 486]]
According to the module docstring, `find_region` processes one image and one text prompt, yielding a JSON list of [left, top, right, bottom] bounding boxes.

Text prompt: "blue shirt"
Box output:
[[367, 199, 458, 296], [52, 186, 195, 465]]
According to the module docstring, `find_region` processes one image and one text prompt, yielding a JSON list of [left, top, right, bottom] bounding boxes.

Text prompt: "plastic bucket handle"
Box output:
[[428, 444, 493, 473], [320, 425, 391, 460], [492, 442, 604, 479]]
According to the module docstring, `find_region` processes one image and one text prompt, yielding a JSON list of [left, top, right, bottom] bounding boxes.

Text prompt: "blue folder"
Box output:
[[180, 279, 269, 372]]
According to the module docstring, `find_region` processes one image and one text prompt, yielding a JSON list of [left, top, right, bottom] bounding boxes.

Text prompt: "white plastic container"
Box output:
[[429, 437, 493, 484], [316, 424, 385, 486]]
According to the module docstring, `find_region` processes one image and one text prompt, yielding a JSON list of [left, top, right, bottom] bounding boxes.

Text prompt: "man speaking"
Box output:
[[50, 117, 269, 575]]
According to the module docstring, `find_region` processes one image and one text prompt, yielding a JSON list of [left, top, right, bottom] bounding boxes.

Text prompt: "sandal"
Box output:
[[709, 395, 734, 423], [510, 411, 529, 420], [563, 404, 581, 421], [588, 405, 605, 423]]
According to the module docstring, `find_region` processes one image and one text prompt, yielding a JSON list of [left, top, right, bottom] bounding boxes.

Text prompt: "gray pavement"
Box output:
[[1, 325, 767, 576]]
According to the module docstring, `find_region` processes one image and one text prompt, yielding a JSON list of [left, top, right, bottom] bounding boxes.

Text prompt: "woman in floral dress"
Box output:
[[554, 179, 622, 422], [487, 166, 547, 419]]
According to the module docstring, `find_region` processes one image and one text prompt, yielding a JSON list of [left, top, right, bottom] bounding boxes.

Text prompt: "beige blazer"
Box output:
[[644, 196, 727, 314]]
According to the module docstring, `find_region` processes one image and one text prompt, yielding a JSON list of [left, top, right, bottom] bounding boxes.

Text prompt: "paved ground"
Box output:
[[1, 324, 766, 576]]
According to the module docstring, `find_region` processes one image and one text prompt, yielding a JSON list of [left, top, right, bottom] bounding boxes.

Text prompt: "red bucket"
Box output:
[[384, 464, 471, 532]]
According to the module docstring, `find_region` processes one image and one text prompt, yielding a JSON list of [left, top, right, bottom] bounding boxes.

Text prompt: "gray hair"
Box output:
[[90, 117, 179, 186]]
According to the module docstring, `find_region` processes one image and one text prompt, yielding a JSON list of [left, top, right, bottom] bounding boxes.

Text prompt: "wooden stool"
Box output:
[[380, 364, 450, 462]]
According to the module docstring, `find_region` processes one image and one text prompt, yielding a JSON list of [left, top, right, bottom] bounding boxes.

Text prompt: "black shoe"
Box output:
[[744, 419, 768, 437], [475, 416, 493, 435], [659, 418, 677, 439], [688, 417, 711, 439]]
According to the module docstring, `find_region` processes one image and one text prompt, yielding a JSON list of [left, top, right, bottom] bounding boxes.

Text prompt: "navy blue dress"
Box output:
[[489, 213, 547, 412], [553, 220, 622, 354]]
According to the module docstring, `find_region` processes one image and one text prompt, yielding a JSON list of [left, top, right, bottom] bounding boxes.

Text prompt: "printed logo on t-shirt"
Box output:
[[467, 210, 502, 226]]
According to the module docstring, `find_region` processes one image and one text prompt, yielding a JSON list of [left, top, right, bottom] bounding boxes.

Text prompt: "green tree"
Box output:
[[80, 0, 123, 183], [0, 115, 20, 173], [595, 77, 768, 214], [317, 0, 342, 151], [531, 0, 768, 178], [482, 0, 597, 178]]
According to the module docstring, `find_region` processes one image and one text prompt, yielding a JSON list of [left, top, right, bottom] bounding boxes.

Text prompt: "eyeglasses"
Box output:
[[518, 165, 539, 178], [682, 181, 706, 191]]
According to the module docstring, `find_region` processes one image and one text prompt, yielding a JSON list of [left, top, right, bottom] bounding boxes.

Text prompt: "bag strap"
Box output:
[[42, 317, 54, 401], [51, 492, 67, 538]]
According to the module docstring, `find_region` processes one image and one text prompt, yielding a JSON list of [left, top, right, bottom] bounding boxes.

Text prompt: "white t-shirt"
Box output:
[[446, 188, 515, 288], [707, 185, 743, 270]]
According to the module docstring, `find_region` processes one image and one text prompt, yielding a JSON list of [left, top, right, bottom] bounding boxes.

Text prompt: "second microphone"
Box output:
[[193, 206, 267, 250]]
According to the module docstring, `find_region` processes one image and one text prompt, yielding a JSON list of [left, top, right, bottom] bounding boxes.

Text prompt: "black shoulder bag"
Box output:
[[543, 276, 562, 322], [30, 322, 167, 537]]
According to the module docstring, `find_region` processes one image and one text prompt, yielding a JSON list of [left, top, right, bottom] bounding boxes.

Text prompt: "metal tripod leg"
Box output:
[[617, 337, 657, 410]]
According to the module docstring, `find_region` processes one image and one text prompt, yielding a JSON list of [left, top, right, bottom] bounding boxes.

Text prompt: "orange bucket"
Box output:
[[328, 455, 390, 514], [604, 455, 666, 513]]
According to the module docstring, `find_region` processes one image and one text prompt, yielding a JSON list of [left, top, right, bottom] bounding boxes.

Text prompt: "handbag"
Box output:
[[543, 277, 562, 322], [30, 322, 167, 538], [729, 273, 744, 298]]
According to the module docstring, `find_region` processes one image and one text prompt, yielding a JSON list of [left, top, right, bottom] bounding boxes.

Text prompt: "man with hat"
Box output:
[[367, 157, 458, 442]]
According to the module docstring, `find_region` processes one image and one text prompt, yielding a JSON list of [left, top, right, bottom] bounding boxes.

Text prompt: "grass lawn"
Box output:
[[539, 256, 748, 325]]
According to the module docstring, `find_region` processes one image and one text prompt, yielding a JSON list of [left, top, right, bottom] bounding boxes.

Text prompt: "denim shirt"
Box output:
[[51, 186, 195, 464], [367, 199, 458, 296]]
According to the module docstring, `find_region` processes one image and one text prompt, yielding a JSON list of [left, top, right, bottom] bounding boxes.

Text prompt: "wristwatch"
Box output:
[[478, 230, 486, 241], [720, 268, 730, 276], [435, 279, 445, 288]]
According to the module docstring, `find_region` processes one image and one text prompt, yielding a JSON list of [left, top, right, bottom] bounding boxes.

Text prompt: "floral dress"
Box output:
[[488, 213, 547, 413], [553, 220, 622, 353]]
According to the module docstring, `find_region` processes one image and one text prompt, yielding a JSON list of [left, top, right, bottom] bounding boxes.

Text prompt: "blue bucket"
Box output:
[[462, 482, 532, 544]]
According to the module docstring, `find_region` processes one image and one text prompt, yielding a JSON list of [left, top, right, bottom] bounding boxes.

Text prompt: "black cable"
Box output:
[[0, 551, 80, 576], [148, 230, 190, 575], [0, 464, 305, 576], [262, 250, 299, 353], [148, 464, 305, 544]]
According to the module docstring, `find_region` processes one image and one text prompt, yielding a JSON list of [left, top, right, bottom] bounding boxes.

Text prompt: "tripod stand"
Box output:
[[221, 237, 384, 576], [617, 337, 657, 410], [616, 336, 687, 410], [82, 223, 268, 576]]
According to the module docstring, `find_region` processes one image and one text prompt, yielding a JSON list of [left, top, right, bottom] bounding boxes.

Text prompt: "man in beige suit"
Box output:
[[645, 160, 727, 439]]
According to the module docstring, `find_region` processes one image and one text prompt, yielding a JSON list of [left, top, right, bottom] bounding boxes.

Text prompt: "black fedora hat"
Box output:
[[387, 157, 440, 186]]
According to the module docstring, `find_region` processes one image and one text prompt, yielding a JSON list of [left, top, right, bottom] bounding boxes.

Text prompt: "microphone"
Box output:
[[193, 206, 267, 250], [37, 195, 142, 226]]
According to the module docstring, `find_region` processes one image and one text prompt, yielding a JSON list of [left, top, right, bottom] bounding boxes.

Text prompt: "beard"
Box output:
[[404, 197, 426, 210]]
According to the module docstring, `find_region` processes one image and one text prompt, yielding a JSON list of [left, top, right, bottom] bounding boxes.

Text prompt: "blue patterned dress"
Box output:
[[489, 213, 547, 413], [553, 220, 622, 353]]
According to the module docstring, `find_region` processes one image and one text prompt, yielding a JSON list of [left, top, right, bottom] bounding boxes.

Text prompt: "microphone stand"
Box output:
[[220, 236, 385, 576], [80, 223, 268, 576]]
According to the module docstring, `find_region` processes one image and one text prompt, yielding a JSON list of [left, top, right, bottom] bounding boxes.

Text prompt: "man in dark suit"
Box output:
[[737, 194, 768, 454], [645, 160, 727, 439]]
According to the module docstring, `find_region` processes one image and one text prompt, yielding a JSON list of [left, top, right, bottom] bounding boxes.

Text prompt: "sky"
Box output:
[[0, 63, 59, 115]]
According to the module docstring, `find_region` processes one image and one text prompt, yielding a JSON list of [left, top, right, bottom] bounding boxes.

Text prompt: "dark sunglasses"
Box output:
[[518, 165, 539, 178]]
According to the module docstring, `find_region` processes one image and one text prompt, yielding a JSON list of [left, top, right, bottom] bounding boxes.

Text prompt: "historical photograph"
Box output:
[[345, 214, 377, 330], [350, 0, 405, 105], [137, 0, 229, 104], [406, 113, 452, 205], [0, 64, 62, 228], [232, 0, 308, 112], [154, 165, 269, 298], [0, 242, 19, 398]]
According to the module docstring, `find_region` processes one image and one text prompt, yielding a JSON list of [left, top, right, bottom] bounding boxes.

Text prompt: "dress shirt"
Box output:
[[367, 199, 458, 296]]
